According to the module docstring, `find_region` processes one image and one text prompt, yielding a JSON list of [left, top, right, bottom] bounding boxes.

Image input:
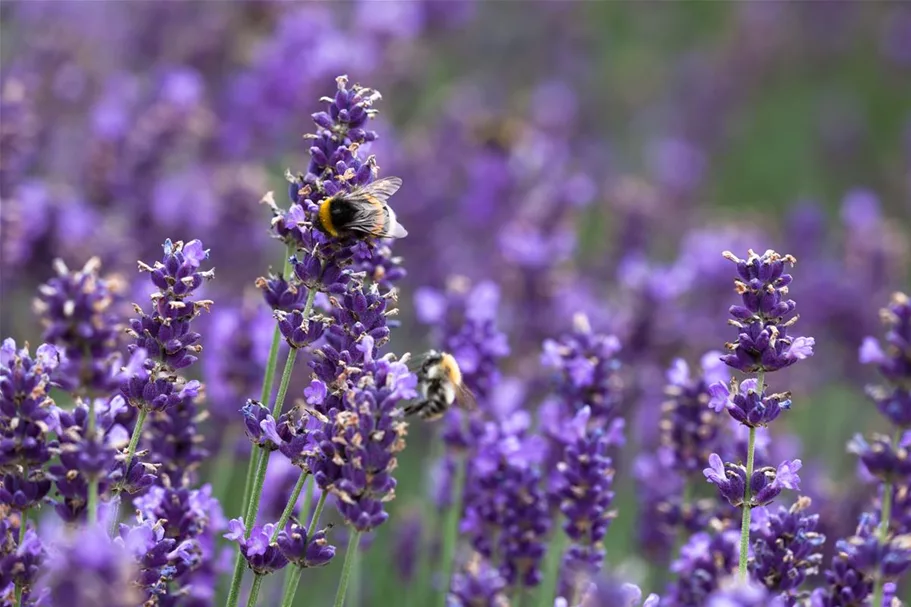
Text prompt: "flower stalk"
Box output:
[[334, 531, 362, 607]]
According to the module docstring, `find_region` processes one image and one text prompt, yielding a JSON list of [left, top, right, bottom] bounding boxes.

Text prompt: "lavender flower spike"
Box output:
[[224, 518, 288, 575], [721, 249, 814, 374], [860, 292, 911, 428], [703, 453, 802, 508]]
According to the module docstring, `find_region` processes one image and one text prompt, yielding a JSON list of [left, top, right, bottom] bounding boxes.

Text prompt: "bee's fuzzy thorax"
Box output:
[[318, 198, 338, 237], [440, 353, 462, 386]]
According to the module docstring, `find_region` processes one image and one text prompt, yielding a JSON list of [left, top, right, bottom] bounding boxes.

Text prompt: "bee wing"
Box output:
[[360, 176, 402, 203], [343, 177, 407, 238], [455, 383, 477, 412]]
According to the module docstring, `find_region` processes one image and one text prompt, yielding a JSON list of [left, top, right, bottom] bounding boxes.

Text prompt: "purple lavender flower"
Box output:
[[0, 519, 42, 602], [462, 410, 551, 588], [127, 238, 214, 371], [224, 519, 288, 575], [132, 482, 226, 599], [276, 307, 328, 350], [565, 576, 660, 607], [707, 378, 792, 429], [750, 497, 825, 604], [666, 526, 740, 605], [255, 272, 308, 313], [260, 407, 326, 471], [706, 577, 785, 607], [50, 397, 129, 522], [120, 239, 212, 435], [660, 351, 729, 473], [553, 407, 617, 577], [36, 524, 141, 607], [312, 335, 415, 532], [116, 518, 187, 600], [703, 453, 802, 508], [33, 257, 122, 392], [720, 249, 814, 374], [860, 292, 911, 428], [276, 521, 335, 568], [0, 340, 60, 510], [850, 432, 911, 484], [448, 554, 509, 607], [812, 514, 909, 606], [541, 313, 622, 422]]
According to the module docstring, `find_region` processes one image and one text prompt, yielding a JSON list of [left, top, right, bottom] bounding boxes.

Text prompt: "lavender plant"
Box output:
[[705, 249, 814, 579]]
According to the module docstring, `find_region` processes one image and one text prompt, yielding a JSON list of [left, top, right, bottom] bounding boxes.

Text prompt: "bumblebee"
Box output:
[[315, 176, 407, 239], [404, 350, 476, 421]]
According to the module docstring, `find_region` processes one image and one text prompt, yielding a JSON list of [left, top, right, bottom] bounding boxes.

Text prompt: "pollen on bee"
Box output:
[[439, 353, 462, 386]]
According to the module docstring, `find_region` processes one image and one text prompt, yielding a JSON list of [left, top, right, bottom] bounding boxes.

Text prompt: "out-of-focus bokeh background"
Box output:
[[2, 1, 910, 603]]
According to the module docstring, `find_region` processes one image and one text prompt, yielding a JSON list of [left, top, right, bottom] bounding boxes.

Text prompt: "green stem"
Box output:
[[271, 348, 298, 418], [276, 482, 320, 607], [738, 426, 757, 579], [122, 407, 149, 479], [349, 541, 362, 607], [245, 346, 299, 532], [334, 531, 363, 607], [272, 471, 309, 542], [15, 509, 27, 606], [299, 476, 315, 531], [280, 568, 302, 607], [227, 449, 271, 607], [242, 450, 261, 524], [438, 455, 468, 606], [872, 432, 900, 607], [536, 529, 567, 607], [307, 490, 329, 537], [246, 574, 264, 607], [87, 401, 99, 525], [246, 451, 272, 530], [261, 320, 284, 406], [228, 246, 297, 607], [238, 249, 295, 521]]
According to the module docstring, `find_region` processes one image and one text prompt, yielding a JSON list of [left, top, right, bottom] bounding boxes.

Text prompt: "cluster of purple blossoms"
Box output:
[[461, 405, 551, 589], [702, 249, 813, 596], [749, 497, 825, 604], [448, 554, 509, 607], [119, 238, 212, 479], [133, 481, 226, 603], [811, 514, 907, 606], [541, 313, 623, 423], [0, 340, 60, 513], [666, 525, 741, 605], [860, 292, 911, 428], [703, 454, 802, 509], [719, 249, 815, 374], [635, 354, 734, 559], [35, 525, 140, 607], [225, 74, 411, 607], [551, 407, 617, 578], [32, 257, 122, 393], [51, 397, 138, 522], [311, 335, 415, 532], [225, 520, 288, 575], [0, 517, 42, 605], [817, 291, 911, 604]]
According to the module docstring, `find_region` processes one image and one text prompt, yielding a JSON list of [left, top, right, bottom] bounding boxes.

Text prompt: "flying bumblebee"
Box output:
[[315, 176, 407, 240], [404, 350, 476, 421]]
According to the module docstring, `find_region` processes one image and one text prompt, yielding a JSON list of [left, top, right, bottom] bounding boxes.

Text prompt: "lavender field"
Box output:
[[1, 2, 911, 606]]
